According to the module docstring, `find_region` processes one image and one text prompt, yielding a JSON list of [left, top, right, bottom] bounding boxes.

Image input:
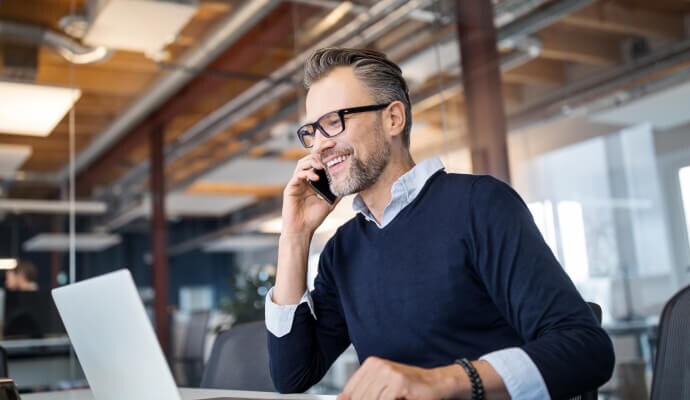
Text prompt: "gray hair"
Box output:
[[304, 48, 412, 148]]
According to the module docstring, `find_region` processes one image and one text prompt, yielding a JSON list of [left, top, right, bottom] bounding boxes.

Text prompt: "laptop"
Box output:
[[52, 269, 243, 400]]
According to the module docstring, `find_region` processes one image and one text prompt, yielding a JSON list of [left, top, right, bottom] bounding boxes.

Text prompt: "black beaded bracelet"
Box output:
[[455, 358, 485, 400]]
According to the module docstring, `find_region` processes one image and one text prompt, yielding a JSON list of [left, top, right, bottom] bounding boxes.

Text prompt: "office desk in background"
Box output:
[[0, 336, 85, 391], [23, 388, 337, 400]]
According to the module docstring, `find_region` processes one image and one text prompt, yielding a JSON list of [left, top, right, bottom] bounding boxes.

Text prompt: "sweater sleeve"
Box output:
[[468, 176, 615, 399], [267, 239, 351, 393]]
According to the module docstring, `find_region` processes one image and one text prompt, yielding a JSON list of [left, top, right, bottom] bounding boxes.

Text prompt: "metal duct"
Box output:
[[0, 20, 111, 65]]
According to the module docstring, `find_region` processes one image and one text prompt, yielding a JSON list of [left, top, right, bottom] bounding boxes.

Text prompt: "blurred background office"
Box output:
[[1, 0, 690, 398]]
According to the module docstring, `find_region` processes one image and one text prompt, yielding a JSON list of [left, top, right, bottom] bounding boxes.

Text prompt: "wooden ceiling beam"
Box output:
[[503, 58, 566, 86], [538, 26, 622, 65], [186, 181, 284, 197], [39, 49, 160, 74], [36, 65, 156, 95], [561, 2, 686, 40]]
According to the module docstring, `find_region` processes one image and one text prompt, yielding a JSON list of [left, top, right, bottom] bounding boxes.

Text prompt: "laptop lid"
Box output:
[[52, 269, 181, 400]]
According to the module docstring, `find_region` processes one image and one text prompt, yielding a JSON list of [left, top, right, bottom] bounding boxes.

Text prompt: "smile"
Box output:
[[326, 154, 351, 168]]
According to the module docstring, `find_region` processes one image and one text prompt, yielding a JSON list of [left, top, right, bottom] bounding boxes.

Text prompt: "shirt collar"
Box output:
[[352, 157, 444, 226]]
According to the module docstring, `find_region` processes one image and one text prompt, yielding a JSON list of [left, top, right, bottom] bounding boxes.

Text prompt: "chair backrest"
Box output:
[[200, 320, 274, 391], [183, 310, 210, 359], [649, 284, 690, 400], [0, 346, 7, 378], [569, 302, 603, 400]]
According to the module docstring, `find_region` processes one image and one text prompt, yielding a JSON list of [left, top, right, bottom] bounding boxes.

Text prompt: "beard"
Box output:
[[328, 125, 391, 197]]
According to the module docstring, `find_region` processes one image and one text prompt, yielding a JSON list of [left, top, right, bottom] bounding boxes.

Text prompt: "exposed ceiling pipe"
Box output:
[[0, 20, 111, 65], [290, 0, 444, 24], [57, 0, 282, 182], [509, 35, 690, 130], [497, 0, 593, 47]]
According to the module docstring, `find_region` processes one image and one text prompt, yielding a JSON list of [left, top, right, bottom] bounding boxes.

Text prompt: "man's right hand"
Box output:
[[281, 155, 338, 237], [272, 155, 339, 306]]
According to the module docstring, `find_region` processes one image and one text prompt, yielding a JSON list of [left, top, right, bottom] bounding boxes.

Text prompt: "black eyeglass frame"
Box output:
[[296, 103, 390, 148]]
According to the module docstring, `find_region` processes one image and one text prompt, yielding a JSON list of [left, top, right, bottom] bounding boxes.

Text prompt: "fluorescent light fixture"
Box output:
[[0, 199, 106, 215], [0, 81, 81, 136], [0, 259, 18, 270], [0, 145, 32, 176], [23, 233, 121, 252], [203, 234, 279, 252], [84, 0, 197, 54]]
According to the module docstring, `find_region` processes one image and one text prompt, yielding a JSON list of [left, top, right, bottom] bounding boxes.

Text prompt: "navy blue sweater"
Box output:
[[268, 172, 614, 399]]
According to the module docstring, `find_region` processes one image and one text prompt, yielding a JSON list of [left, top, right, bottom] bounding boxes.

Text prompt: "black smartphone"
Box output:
[[307, 168, 337, 205]]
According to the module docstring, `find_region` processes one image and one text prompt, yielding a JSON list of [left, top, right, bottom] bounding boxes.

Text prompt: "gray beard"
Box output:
[[329, 133, 391, 197]]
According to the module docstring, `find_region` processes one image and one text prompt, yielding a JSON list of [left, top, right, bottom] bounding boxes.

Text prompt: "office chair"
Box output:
[[176, 310, 210, 387], [200, 320, 275, 391], [568, 302, 603, 400], [649, 284, 690, 400], [0, 346, 7, 377]]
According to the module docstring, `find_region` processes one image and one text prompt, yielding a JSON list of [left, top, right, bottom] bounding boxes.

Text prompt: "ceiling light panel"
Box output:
[[0, 81, 80, 136], [83, 0, 197, 54], [23, 233, 121, 252]]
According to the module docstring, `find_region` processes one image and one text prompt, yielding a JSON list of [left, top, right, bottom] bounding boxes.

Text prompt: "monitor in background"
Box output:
[[3, 290, 65, 339]]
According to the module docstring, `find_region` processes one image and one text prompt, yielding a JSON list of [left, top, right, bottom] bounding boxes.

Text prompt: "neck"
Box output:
[[359, 150, 414, 223]]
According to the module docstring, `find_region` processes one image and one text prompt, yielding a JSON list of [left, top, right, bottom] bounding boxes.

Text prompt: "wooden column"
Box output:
[[456, 0, 511, 182], [150, 124, 170, 355]]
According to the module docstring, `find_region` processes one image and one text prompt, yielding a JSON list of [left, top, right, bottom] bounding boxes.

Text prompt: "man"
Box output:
[[5, 260, 39, 291], [265, 48, 614, 399]]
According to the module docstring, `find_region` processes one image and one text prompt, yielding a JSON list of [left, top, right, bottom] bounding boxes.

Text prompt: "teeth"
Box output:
[[326, 155, 349, 167]]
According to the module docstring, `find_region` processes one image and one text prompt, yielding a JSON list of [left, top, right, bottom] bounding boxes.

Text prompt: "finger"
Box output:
[[295, 155, 324, 172], [352, 360, 384, 400], [341, 366, 365, 399]]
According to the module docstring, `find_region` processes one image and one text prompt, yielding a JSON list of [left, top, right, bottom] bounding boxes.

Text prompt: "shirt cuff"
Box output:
[[264, 288, 316, 338], [480, 347, 550, 400]]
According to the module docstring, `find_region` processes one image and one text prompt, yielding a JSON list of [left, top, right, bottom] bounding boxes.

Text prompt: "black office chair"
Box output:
[[200, 320, 275, 391], [568, 302, 603, 400], [0, 346, 7, 377], [649, 284, 690, 400]]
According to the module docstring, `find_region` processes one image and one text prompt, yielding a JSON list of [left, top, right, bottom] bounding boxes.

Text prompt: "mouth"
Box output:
[[324, 152, 352, 172]]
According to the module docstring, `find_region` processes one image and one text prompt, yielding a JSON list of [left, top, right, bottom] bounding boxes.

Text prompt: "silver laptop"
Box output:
[[52, 269, 240, 400]]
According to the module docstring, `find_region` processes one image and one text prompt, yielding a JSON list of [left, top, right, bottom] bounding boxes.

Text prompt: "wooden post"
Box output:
[[456, 0, 511, 182], [150, 124, 170, 355]]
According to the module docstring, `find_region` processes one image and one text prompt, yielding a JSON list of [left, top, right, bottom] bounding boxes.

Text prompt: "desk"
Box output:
[[604, 316, 659, 372], [0, 336, 83, 390], [23, 388, 337, 400]]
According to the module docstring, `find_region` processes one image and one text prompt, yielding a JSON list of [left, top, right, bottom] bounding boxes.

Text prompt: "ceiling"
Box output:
[[1, 0, 690, 239]]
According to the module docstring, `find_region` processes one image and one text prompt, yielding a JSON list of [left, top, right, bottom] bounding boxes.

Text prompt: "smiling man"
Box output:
[[265, 48, 614, 400]]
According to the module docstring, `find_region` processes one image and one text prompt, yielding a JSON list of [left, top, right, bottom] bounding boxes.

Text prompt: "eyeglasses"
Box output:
[[296, 103, 390, 148]]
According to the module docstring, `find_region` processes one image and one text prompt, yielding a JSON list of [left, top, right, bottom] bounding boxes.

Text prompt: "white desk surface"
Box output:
[[23, 387, 337, 400]]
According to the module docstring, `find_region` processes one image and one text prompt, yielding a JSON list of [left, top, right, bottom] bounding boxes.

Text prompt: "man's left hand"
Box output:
[[337, 356, 462, 400]]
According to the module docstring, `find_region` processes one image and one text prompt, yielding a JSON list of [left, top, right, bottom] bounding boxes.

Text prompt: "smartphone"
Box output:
[[307, 168, 337, 205]]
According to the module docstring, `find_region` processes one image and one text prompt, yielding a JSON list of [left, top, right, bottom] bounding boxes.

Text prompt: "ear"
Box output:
[[384, 101, 406, 139]]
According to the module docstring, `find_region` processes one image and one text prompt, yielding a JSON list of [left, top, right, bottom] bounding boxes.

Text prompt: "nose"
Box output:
[[312, 130, 335, 157]]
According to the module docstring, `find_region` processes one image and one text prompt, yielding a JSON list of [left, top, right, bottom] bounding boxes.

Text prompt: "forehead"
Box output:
[[305, 66, 374, 121]]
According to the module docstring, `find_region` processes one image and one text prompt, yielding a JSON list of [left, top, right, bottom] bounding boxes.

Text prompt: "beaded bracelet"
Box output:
[[455, 358, 485, 400]]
